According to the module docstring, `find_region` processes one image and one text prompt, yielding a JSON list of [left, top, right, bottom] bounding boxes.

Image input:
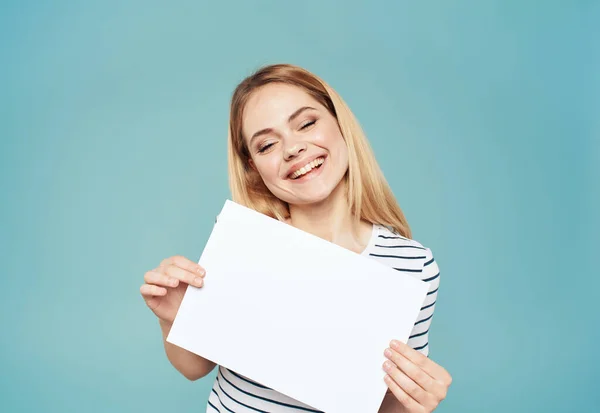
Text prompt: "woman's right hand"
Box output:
[[140, 255, 206, 324]]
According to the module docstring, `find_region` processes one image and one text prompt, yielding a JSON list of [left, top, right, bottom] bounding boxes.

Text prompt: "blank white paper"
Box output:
[[166, 200, 429, 413]]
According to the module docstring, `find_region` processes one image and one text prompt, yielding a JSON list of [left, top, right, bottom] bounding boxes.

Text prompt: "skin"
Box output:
[[140, 83, 452, 411], [242, 82, 372, 253]]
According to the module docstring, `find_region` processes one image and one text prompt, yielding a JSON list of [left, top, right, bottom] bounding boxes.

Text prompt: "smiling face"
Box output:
[[242, 83, 349, 206]]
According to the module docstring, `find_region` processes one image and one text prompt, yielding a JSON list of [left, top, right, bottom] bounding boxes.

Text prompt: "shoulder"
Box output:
[[369, 225, 440, 283], [374, 225, 430, 251]]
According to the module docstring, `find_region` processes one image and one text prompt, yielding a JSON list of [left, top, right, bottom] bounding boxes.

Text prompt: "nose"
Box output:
[[283, 141, 307, 161]]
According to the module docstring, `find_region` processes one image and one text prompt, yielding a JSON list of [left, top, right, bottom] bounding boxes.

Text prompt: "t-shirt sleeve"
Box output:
[[406, 247, 440, 357]]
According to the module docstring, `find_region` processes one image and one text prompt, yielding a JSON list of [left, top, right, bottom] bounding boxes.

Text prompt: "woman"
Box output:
[[140, 64, 452, 412]]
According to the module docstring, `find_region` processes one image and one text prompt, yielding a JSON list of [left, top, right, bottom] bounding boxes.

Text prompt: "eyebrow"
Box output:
[[248, 106, 317, 147]]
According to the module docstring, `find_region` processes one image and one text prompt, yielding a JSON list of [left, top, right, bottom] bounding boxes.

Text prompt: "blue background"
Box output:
[[1, 1, 598, 412]]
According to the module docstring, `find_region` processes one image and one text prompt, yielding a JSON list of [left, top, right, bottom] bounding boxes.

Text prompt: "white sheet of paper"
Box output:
[[167, 200, 429, 413]]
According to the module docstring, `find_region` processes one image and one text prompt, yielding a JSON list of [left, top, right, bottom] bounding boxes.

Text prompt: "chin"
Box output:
[[274, 182, 342, 206]]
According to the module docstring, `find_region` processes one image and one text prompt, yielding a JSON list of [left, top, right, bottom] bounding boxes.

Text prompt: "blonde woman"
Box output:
[[140, 64, 452, 413]]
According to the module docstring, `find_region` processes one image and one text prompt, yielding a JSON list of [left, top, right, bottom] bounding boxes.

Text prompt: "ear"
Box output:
[[248, 158, 257, 171]]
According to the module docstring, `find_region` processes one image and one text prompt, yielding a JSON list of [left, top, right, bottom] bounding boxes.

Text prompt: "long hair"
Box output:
[[227, 63, 412, 238]]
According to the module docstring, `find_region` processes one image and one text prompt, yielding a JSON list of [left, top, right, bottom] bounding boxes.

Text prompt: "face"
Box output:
[[242, 83, 349, 207]]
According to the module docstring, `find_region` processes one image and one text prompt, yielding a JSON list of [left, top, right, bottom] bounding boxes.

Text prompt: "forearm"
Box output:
[[160, 319, 216, 381]]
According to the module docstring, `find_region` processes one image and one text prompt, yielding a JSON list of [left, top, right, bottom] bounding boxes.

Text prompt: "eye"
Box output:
[[300, 119, 317, 130], [257, 142, 275, 154]]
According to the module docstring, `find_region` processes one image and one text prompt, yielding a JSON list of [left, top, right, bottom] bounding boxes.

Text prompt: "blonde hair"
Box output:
[[227, 63, 412, 238]]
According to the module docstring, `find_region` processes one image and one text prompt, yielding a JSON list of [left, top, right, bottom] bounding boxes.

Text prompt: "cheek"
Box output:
[[254, 156, 281, 181], [324, 127, 349, 168], [315, 121, 345, 148]]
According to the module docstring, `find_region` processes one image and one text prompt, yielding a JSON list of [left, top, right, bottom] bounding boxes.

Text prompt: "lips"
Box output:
[[288, 156, 326, 180]]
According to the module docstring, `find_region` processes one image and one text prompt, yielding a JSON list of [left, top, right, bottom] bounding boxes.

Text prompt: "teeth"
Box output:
[[291, 157, 324, 179]]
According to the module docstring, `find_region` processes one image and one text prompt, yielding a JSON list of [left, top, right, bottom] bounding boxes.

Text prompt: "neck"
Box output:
[[287, 180, 372, 254]]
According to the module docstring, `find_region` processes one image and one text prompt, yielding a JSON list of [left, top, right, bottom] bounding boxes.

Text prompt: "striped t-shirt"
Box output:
[[206, 223, 441, 413]]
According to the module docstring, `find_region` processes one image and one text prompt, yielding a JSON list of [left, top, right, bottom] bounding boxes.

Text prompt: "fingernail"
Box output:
[[384, 348, 392, 358], [194, 277, 204, 286], [390, 340, 401, 349], [196, 267, 205, 276]]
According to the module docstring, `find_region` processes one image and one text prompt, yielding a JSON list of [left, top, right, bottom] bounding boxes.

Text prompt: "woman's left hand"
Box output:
[[379, 339, 452, 413]]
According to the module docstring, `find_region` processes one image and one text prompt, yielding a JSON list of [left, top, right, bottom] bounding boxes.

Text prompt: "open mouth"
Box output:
[[289, 156, 326, 180]]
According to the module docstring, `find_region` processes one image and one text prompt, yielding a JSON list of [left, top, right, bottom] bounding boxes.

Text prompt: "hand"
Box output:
[[379, 340, 452, 413], [140, 255, 206, 324]]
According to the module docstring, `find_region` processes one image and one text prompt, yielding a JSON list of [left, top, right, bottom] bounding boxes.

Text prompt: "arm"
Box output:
[[378, 248, 451, 412], [160, 319, 216, 381], [406, 247, 440, 357]]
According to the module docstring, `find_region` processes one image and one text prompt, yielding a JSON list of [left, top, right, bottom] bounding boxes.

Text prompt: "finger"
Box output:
[[160, 255, 205, 276], [144, 270, 180, 288], [383, 374, 421, 411], [140, 284, 167, 297], [383, 360, 429, 405], [385, 347, 436, 393], [145, 297, 160, 311], [390, 339, 448, 382], [162, 264, 204, 287]]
